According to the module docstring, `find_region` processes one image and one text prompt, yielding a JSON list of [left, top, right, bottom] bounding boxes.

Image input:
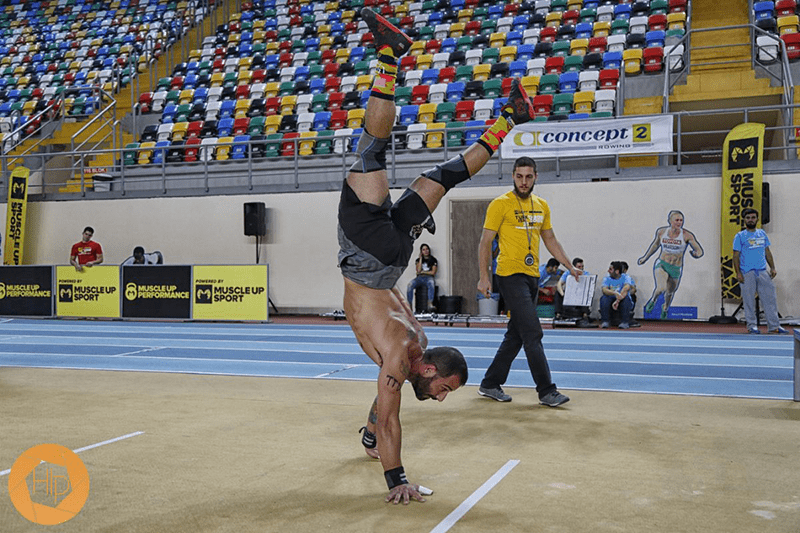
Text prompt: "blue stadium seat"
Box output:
[[517, 44, 535, 61], [217, 117, 234, 137], [421, 69, 440, 85], [506, 31, 523, 46], [219, 100, 236, 119], [493, 97, 508, 117], [231, 135, 250, 159], [576, 22, 594, 39], [152, 141, 170, 164], [646, 30, 666, 48], [603, 51, 623, 69], [313, 111, 331, 131], [465, 120, 485, 146], [400, 105, 419, 125], [446, 81, 466, 102], [513, 15, 530, 31], [509, 60, 527, 77], [614, 4, 632, 20], [559, 72, 579, 93], [162, 104, 178, 123], [569, 113, 591, 120], [441, 38, 457, 53]]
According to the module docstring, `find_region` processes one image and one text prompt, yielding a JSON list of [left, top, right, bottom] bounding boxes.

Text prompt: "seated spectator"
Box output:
[[537, 257, 563, 304], [121, 246, 163, 265], [554, 257, 592, 327], [406, 243, 437, 312], [600, 261, 633, 329], [620, 261, 640, 327]]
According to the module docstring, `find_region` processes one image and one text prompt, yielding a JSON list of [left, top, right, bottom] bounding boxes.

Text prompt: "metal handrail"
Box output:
[[663, 23, 795, 113]]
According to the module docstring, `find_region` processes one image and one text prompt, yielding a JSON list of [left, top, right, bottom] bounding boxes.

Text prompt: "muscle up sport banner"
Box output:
[[55, 266, 121, 318], [719, 123, 764, 300], [0, 266, 53, 316], [500, 115, 673, 159], [192, 265, 268, 321], [122, 265, 192, 319], [3, 166, 29, 265]]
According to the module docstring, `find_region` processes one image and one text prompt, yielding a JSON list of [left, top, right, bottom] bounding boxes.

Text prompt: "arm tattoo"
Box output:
[[369, 398, 378, 424], [385, 374, 402, 391]]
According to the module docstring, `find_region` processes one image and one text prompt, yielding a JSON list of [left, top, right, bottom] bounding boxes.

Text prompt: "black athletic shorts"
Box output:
[[337, 179, 413, 290]]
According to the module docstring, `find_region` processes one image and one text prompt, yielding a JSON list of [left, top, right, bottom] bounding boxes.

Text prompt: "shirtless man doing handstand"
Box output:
[[339, 8, 537, 505]]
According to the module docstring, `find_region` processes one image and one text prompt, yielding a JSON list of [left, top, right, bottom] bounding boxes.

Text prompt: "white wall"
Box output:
[[4, 170, 799, 319]]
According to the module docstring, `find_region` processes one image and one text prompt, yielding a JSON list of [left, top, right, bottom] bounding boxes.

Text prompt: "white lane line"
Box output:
[[429, 459, 520, 533], [0, 431, 145, 477]]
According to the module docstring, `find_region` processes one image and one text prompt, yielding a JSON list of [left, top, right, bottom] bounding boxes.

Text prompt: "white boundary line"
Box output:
[[0, 431, 145, 477], [429, 459, 520, 533]]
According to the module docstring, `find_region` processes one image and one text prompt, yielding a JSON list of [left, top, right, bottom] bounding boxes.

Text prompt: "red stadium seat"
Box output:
[[455, 100, 475, 120], [328, 92, 344, 111], [643, 47, 664, 72], [533, 94, 553, 117], [781, 33, 800, 59], [599, 68, 620, 88]]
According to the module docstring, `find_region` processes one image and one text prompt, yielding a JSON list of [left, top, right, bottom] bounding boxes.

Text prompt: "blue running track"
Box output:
[[0, 319, 794, 400]]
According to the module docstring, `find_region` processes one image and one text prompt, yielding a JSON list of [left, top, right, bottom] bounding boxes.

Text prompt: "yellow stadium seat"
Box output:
[[473, 64, 492, 81], [426, 122, 446, 148], [521, 75, 540, 94], [347, 108, 365, 128], [573, 91, 594, 113], [418, 103, 437, 123], [298, 131, 317, 156], [265, 115, 282, 134], [280, 95, 297, 115], [416, 54, 433, 70], [499, 45, 517, 63], [356, 74, 373, 91], [216, 137, 234, 161], [623, 48, 643, 75]]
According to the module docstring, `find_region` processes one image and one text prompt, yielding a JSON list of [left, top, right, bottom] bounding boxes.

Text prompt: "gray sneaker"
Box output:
[[478, 386, 512, 402], [539, 390, 570, 407]]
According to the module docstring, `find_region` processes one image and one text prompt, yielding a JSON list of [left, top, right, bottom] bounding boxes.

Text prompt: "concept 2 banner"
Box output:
[[500, 116, 674, 159], [719, 123, 764, 300]]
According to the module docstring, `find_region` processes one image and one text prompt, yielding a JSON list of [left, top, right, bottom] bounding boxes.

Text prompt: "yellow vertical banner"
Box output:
[[192, 265, 268, 321], [55, 266, 121, 318], [720, 123, 764, 300], [3, 166, 29, 265]]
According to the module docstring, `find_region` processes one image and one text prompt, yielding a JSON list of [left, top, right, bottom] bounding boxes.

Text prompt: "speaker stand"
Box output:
[[255, 235, 279, 315], [709, 297, 739, 324]]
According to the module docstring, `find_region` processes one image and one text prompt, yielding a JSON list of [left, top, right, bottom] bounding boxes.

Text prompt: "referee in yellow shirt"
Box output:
[[476, 157, 581, 407]]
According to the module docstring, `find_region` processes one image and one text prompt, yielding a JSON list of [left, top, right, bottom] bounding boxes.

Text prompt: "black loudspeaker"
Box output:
[[244, 202, 267, 236], [761, 182, 770, 225]]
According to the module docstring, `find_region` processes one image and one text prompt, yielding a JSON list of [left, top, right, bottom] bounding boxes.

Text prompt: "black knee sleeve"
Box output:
[[349, 129, 389, 174], [390, 188, 436, 240], [420, 154, 471, 192]]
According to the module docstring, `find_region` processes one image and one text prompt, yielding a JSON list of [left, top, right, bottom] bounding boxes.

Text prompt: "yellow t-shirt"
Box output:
[[484, 191, 552, 276]]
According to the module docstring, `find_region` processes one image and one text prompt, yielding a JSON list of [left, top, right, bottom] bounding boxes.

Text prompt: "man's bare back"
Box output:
[[343, 277, 428, 368]]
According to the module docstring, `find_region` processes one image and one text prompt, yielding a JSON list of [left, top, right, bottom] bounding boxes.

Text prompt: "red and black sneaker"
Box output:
[[504, 78, 536, 125], [361, 7, 413, 57]]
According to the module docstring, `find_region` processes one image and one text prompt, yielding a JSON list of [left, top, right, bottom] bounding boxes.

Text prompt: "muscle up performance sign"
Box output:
[[0, 266, 53, 316], [500, 116, 673, 158], [122, 265, 191, 319], [719, 123, 764, 300]]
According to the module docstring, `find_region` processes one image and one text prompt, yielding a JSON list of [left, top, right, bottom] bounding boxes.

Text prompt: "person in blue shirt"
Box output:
[[732, 208, 788, 334], [537, 257, 563, 304], [600, 261, 633, 329]]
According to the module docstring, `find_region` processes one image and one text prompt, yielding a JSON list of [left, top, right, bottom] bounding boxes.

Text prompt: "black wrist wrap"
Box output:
[[384, 466, 408, 489], [359, 426, 376, 449]]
